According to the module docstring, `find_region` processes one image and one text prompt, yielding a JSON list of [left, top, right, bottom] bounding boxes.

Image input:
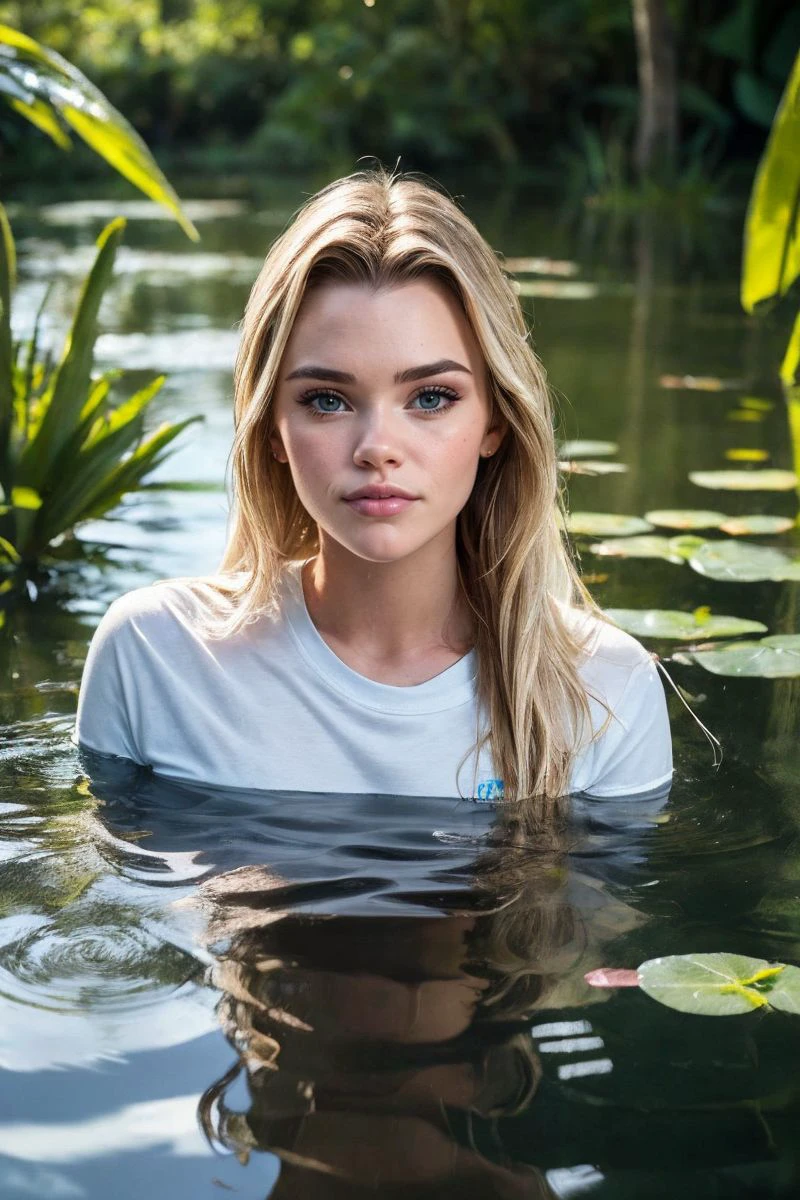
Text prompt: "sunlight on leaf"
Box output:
[[688, 539, 800, 582], [590, 535, 684, 562], [719, 515, 795, 535], [559, 460, 628, 476], [724, 448, 770, 463], [638, 954, 781, 1015], [559, 440, 618, 459], [690, 469, 798, 491], [645, 509, 726, 530], [604, 609, 767, 640], [741, 50, 800, 310], [669, 535, 707, 560], [727, 409, 766, 422], [566, 513, 652, 537], [678, 634, 800, 678]]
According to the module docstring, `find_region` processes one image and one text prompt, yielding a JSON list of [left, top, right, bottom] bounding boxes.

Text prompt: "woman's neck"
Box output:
[[300, 534, 474, 685]]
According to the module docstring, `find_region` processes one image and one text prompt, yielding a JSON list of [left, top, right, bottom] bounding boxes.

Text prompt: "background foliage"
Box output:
[[2, 0, 798, 179]]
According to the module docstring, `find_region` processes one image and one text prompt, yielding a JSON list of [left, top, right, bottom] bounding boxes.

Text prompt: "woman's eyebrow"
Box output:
[[284, 358, 473, 384]]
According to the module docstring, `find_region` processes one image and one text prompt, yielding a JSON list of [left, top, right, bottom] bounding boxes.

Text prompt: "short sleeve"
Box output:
[[71, 598, 147, 764], [580, 654, 673, 798]]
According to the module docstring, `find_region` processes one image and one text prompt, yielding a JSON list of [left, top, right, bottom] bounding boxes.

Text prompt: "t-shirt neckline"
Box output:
[[281, 560, 478, 715]]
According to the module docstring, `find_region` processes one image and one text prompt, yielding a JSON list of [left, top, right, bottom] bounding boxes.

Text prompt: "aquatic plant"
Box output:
[[0, 208, 201, 584], [0, 24, 198, 239], [586, 952, 800, 1016]]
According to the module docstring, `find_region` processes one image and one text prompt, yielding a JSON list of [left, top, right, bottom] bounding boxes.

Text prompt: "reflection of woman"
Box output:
[[72, 167, 671, 803], [197, 808, 577, 1196]]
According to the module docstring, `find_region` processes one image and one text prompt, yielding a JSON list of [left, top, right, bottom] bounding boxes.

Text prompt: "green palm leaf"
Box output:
[[0, 24, 198, 241]]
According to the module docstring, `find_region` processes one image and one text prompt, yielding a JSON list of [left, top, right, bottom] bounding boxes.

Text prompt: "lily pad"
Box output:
[[559, 460, 628, 476], [559, 440, 618, 459], [767, 965, 800, 1014], [566, 513, 653, 538], [719, 515, 795, 536], [688, 540, 800, 583], [638, 954, 786, 1016], [690, 469, 799, 491], [669, 535, 707, 560], [590, 535, 684, 562], [645, 509, 726, 530], [680, 634, 800, 678], [604, 608, 767, 640], [724, 449, 770, 463]]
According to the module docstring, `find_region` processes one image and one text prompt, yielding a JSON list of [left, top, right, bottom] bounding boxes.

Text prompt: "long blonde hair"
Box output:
[[165, 166, 610, 799]]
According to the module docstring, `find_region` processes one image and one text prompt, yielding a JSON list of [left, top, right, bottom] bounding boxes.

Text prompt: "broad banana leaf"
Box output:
[[742, 50, 800, 312], [0, 25, 198, 241]]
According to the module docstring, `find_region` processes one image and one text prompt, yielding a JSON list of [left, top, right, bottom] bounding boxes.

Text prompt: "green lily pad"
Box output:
[[559, 440, 618, 459], [719, 515, 795, 536], [669, 535, 707, 559], [590, 535, 685, 562], [688, 540, 800, 583], [681, 634, 800, 678], [604, 608, 767, 640], [566, 513, 654, 537], [638, 953, 785, 1016], [645, 509, 726, 530], [559, 460, 628, 476], [690, 469, 799, 491], [767, 965, 800, 1014]]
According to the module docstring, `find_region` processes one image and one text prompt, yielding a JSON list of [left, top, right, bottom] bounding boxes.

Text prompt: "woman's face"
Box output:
[[270, 278, 505, 565]]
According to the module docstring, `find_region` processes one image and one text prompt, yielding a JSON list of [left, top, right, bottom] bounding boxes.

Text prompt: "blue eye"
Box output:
[[411, 386, 458, 413], [299, 391, 347, 415]]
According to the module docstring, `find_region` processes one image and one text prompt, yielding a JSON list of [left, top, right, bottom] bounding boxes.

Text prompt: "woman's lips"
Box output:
[[344, 496, 417, 517]]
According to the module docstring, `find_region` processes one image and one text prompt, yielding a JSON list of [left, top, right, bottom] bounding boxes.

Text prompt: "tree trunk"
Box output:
[[632, 0, 679, 179]]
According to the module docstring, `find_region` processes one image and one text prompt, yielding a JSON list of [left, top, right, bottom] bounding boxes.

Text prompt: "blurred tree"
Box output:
[[631, 0, 677, 177]]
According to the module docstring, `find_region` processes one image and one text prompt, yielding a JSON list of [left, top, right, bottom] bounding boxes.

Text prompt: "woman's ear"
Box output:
[[269, 430, 288, 463], [480, 412, 508, 458]]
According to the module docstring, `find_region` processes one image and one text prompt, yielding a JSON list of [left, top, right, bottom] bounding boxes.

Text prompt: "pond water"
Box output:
[[3, 180, 800, 1197]]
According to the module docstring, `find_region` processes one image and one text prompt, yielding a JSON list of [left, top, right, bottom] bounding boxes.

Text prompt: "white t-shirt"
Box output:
[[71, 562, 673, 800]]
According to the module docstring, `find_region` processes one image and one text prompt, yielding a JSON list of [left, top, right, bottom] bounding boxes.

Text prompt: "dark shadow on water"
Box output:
[[50, 749, 800, 1198]]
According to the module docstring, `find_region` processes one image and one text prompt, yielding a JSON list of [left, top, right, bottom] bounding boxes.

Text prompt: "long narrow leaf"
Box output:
[[72, 418, 202, 526], [742, 51, 800, 312], [0, 203, 15, 493], [19, 218, 125, 487], [0, 25, 199, 241]]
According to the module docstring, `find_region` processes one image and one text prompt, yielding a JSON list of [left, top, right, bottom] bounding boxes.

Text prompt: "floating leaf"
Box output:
[[669, 534, 707, 559], [681, 634, 800, 678], [638, 954, 782, 1015], [659, 374, 741, 391], [767, 965, 800, 1013], [604, 608, 768, 640], [504, 256, 578, 277], [690, 469, 798, 491], [513, 279, 599, 299], [591, 535, 684, 562], [740, 397, 775, 412], [559, 460, 628, 476], [727, 409, 765, 423], [725, 448, 770, 463], [645, 509, 726, 530], [559, 440, 618, 459], [719, 515, 795, 536], [584, 968, 640, 988], [566, 513, 653, 537], [688, 539, 800, 582]]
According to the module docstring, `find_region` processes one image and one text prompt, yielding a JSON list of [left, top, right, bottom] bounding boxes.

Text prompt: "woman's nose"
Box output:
[[352, 412, 405, 469]]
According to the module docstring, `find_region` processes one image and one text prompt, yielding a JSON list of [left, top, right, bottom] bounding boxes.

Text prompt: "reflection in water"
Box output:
[[2, 743, 799, 1196]]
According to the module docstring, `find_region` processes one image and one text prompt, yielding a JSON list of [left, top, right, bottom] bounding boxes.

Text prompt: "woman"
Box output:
[[72, 166, 672, 802]]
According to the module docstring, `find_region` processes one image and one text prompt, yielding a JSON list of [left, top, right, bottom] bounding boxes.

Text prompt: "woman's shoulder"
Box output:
[[555, 600, 656, 701]]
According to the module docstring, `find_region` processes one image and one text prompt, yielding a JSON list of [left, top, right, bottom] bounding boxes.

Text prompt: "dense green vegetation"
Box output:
[[2, 0, 798, 182]]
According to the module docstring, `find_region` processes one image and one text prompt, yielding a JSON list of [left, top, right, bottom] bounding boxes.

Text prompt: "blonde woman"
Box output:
[[72, 167, 672, 803]]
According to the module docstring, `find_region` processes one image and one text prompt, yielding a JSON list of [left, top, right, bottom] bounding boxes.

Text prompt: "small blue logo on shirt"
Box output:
[[475, 778, 505, 801]]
